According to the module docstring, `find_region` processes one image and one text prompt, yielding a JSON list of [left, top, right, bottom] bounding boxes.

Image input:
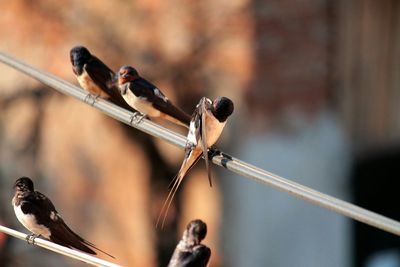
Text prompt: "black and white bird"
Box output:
[[12, 177, 114, 258], [117, 65, 191, 127], [158, 97, 234, 227], [70, 46, 135, 111], [168, 219, 211, 267]]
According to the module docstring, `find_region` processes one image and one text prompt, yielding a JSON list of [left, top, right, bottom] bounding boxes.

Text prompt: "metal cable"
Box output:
[[0, 225, 121, 267], [1, 52, 399, 242]]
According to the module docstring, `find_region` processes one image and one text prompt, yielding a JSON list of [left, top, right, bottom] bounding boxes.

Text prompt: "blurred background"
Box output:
[[0, 0, 400, 266]]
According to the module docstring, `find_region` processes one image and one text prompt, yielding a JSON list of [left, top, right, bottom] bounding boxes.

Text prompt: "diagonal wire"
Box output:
[[0, 225, 121, 267], [1, 52, 400, 241]]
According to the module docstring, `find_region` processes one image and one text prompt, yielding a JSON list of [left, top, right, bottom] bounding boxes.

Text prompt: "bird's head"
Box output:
[[14, 177, 34, 193], [183, 219, 207, 245], [118, 66, 138, 83], [118, 66, 139, 94], [212, 97, 234, 122], [70, 46, 92, 75]]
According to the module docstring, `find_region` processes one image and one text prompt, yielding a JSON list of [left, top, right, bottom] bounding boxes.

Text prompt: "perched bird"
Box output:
[[70, 46, 134, 111], [168, 219, 211, 267], [12, 177, 114, 258], [158, 97, 234, 227], [117, 65, 191, 127]]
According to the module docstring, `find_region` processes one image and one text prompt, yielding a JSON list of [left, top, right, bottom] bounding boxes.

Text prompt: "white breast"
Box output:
[[13, 204, 51, 238], [187, 120, 198, 145], [204, 112, 226, 146], [123, 90, 161, 117], [77, 71, 109, 98]]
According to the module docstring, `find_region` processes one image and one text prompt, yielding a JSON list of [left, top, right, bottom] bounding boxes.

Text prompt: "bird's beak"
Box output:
[[72, 65, 78, 75], [121, 86, 127, 95], [118, 73, 129, 84], [72, 64, 84, 76], [118, 75, 125, 85]]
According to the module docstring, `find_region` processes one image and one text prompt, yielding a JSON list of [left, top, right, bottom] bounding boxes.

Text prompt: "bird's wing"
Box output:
[[25, 192, 114, 257], [20, 192, 57, 221], [85, 57, 135, 111], [168, 245, 211, 267], [47, 207, 115, 257], [84, 56, 115, 94], [48, 219, 96, 255], [131, 78, 191, 126], [48, 215, 114, 257], [199, 97, 213, 187]]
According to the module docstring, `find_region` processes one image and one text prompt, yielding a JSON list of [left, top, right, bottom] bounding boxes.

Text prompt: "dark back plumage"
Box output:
[[70, 46, 136, 112], [118, 65, 191, 126], [12, 177, 114, 258]]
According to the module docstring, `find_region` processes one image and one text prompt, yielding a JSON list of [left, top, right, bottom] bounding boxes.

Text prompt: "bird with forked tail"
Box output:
[[158, 96, 234, 227], [117, 65, 192, 128], [12, 177, 114, 258]]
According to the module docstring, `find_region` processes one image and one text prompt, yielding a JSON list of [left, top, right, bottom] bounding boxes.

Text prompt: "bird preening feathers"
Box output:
[[70, 45, 235, 230], [2, 45, 239, 265], [157, 96, 234, 227], [12, 177, 114, 258]]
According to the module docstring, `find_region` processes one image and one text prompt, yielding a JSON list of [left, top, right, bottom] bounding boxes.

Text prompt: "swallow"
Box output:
[[168, 219, 211, 267], [157, 96, 234, 227], [70, 46, 135, 111], [117, 65, 191, 128], [12, 177, 114, 258]]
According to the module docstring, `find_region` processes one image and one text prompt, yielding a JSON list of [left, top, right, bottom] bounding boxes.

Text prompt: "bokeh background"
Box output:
[[1, 0, 400, 266]]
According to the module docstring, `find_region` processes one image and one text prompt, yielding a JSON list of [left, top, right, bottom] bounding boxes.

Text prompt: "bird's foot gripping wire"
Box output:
[[208, 146, 233, 169], [208, 145, 222, 160], [83, 93, 100, 106], [130, 112, 147, 125], [25, 233, 39, 245]]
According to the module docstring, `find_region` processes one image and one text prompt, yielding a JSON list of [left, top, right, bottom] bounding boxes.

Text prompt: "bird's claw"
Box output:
[[26, 233, 38, 245], [84, 94, 99, 106], [130, 112, 146, 125], [208, 146, 222, 160]]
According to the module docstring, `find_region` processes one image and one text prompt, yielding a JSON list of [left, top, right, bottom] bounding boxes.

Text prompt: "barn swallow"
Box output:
[[168, 219, 211, 267], [12, 177, 114, 258], [157, 96, 234, 227], [117, 65, 191, 128], [70, 46, 135, 111]]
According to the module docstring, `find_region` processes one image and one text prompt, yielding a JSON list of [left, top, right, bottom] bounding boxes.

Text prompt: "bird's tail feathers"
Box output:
[[161, 113, 190, 129], [157, 151, 202, 228], [51, 222, 115, 258]]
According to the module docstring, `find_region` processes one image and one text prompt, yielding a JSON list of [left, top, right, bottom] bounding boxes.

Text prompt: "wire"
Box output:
[[0, 225, 121, 267], [1, 52, 400, 241]]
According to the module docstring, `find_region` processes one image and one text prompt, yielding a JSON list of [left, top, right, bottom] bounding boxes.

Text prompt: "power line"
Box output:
[[1, 52, 400, 242], [0, 225, 121, 267]]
